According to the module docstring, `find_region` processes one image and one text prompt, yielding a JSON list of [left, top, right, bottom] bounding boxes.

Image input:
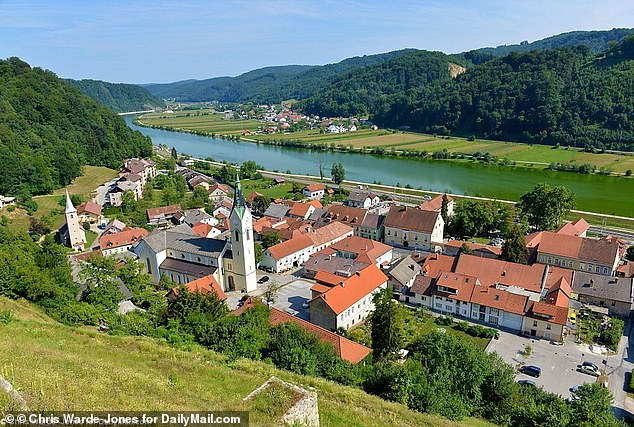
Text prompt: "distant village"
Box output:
[[49, 154, 634, 367]]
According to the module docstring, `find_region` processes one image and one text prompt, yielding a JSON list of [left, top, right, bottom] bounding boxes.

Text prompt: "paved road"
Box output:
[[609, 318, 634, 421]]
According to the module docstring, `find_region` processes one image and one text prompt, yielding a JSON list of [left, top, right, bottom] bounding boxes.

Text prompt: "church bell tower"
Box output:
[[64, 191, 86, 251], [228, 174, 257, 293]]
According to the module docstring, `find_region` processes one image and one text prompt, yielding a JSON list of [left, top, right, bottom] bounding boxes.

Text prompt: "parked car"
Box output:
[[257, 276, 269, 284], [582, 361, 599, 371], [579, 364, 600, 377], [569, 385, 582, 393], [519, 365, 542, 378], [518, 380, 536, 387]]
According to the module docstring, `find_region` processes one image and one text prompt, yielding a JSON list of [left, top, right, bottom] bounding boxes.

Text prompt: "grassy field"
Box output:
[[0, 296, 491, 427], [138, 112, 634, 174], [0, 166, 118, 233], [346, 306, 491, 351]]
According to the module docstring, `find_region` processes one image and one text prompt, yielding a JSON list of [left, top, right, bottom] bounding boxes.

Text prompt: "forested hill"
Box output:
[[471, 28, 634, 57], [143, 50, 416, 103], [299, 50, 464, 117], [0, 57, 153, 196], [64, 78, 165, 112], [302, 37, 634, 151]]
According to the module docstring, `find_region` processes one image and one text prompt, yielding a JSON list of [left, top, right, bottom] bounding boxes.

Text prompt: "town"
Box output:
[[29, 150, 633, 414]]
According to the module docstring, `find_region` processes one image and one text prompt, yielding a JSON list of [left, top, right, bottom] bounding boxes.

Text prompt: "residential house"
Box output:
[[417, 194, 454, 217], [246, 191, 265, 205], [120, 158, 157, 187], [191, 222, 222, 239], [99, 228, 149, 256], [0, 195, 16, 209], [106, 180, 142, 207], [273, 177, 285, 185], [303, 253, 370, 279], [303, 183, 325, 200], [165, 274, 227, 302], [76, 201, 103, 224], [183, 208, 216, 227], [572, 272, 634, 316], [527, 231, 621, 276], [345, 191, 380, 209], [325, 236, 393, 267], [384, 205, 444, 251], [287, 202, 316, 220], [103, 219, 127, 235], [208, 183, 231, 202], [146, 205, 184, 226], [388, 255, 422, 296], [555, 218, 590, 237], [262, 203, 291, 219], [309, 264, 388, 330], [316, 204, 384, 241]]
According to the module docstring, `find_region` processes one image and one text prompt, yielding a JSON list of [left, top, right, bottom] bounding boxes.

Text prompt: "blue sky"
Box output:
[[1, 0, 633, 83]]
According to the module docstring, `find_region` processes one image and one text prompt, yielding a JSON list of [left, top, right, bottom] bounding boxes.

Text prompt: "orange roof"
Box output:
[[266, 233, 314, 260], [269, 308, 370, 363], [526, 301, 568, 325], [307, 200, 323, 209], [170, 274, 226, 301], [209, 183, 230, 194], [311, 282, 334, 294], [191, 222, 214, 237], [421, 253, 456, 278], [321, 204, 368, 226], [77, 201, 103, 216], [417, 194, 452, 212], [384, 205, 441, 234], [545, 266, 574, 291], [536, 232, 620, 266], [98, 227, 148, 250], [246, 191, 264, 203], [308, 221, 353, 247], [556, 218, 590, 236], [434, 271, 477, 302], [288, 202, 314, 218], [304, 183, 325, 192], [328, 236, 392, 262], [314, 270, 345, 287], [455, 254, 546, 293], [314, 264, 388, 315], [469, 286, 528, 315]]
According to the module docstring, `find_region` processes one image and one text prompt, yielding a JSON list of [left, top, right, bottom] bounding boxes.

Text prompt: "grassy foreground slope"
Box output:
[[0, 297, 489, 427]]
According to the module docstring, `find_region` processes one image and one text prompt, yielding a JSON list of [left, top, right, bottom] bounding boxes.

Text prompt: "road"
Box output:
[[609, 318, 634, 421]]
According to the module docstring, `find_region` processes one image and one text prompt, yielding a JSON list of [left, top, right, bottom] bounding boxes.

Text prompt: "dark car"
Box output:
[[518, 380, 536, 387], [519, 365, 542, 378], [582, 361, 599, 371], [257, 276, 270, 284]]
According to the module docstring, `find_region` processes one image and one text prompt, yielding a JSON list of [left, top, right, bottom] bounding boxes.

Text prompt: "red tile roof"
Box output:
[[556, 218, 590, 236], [209, 183, 230, 194], [77, 201, 103, 216], [313, 264, 388, 315], [246, 191, 264, 203], [417, 194, 452, 212], [308, 221, 353, 247], [98, 228, 148, 250], [421, 253, 456, 278], [266, 233, 314, 260], [537, 232, 620, 266], [269, 308, 371, 363], [469, 286, 528, 315], [526, 301, 568, 325], [146, 204, 183, 220], [444, 239, 502, 256], [304, 183, 325, 192], [170, 274, 226, 301], [328, 236, 392, 263], [434, 272, 478, 303], [288, 202, 314, 218], [191, 222, 214, 237], [455, 255, 546, 293]]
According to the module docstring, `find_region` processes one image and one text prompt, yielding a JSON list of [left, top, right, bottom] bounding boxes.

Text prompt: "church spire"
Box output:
[[233, 172, 246, 218], [65, 190, 76, 214]]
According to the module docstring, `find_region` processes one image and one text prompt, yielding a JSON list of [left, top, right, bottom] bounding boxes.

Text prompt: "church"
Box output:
[[59, 191, 87, 252], [134, 176, 257, 293]]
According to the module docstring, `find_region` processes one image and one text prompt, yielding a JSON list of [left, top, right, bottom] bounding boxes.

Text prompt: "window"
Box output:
[[547, 257, 552, 264], [596, 266, 600, 273], [569, 261, 574, 268], [540, 255, 546, 262], [554, 258, 559, 265], [588, 264, 593, 271], [603, 267, 609, 274], [533, 321, 538, 327], [146, 258, 152, 274], [546, 324, 551, 330], [234, 230, 240, 242], [580, 262, 585, 270], [181, 253, 185, 259]]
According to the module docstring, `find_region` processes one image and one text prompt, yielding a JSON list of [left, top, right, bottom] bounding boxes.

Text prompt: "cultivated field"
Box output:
[[0, 296, 491, 427], [138, 112, 634, 173]]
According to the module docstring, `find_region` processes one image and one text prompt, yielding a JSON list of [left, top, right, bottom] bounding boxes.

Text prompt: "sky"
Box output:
[[1, 0, 633, 84]]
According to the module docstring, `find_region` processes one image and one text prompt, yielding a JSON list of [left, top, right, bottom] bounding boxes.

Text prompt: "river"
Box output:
[[125, 117, 634, 217]]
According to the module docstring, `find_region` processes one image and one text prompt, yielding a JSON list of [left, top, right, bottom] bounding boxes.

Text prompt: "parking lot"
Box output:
[[488, 331, 609, 398], [272, 279, 314, 321]]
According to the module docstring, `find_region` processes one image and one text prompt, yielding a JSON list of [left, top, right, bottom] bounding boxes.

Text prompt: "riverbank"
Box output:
[[180, 154, 634, 231], [135, 112, 634, 176]]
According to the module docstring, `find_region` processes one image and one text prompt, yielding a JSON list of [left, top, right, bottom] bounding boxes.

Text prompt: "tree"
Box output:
[[331, 162, 345, 185], [626, 245, 634, 261], [262, 231, 281, 249], [569, 383, 619, 426], [170, 147, 178, 159], [501, 223, 529, 264], [189, 185, 209, 208], [371, 287, 403, 361], [441, 194, 449, 224], [449, 200, 497, 238], [517, 183, 575, 230], [121, 190, 138, 213], [457, 243, 473, 256], [241, 160, 258, 179], [263, 281, 282, 306], [254, 242, 263, 265], [251, 195, 270, 215]]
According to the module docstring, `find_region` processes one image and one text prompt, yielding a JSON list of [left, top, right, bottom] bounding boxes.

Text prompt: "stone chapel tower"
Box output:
[[64, 191, 86, 251]]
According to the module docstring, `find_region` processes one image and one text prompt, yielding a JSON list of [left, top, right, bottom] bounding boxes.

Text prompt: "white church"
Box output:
[[59, 191, 87, 252], [134, 175, 257, 293]]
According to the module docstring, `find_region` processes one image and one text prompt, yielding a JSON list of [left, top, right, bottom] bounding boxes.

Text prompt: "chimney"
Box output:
[[501, 270, 506, 277], [355, 271, 361, 276], [339, 281, 345, 287]]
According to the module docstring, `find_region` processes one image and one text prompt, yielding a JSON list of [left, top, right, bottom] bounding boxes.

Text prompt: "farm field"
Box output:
[[138, 112, 634, 174]]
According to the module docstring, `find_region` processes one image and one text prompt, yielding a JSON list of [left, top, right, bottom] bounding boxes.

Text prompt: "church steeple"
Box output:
[[233, 172, 246, 218], [65, 191, 76, 214]]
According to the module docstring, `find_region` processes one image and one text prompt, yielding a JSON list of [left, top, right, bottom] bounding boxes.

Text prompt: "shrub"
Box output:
[[0, 309, 13, 325]]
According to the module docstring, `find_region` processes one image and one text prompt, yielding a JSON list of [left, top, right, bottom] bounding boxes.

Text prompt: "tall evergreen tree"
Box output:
[[501, 223, 529, 264], [371, 287, 403, 361]]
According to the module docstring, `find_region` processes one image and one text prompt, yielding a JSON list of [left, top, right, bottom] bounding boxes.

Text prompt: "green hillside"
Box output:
[[65, 78, 165, 112], [0, 57, 152, 196], [143, 50, 416, 103], [0, 296, 485, 427], [471, 27, 634, 57]]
